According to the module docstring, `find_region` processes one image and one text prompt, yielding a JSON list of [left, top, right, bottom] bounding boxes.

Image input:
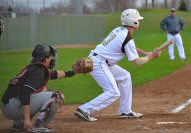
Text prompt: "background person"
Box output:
[[160, 8, 186, 61]]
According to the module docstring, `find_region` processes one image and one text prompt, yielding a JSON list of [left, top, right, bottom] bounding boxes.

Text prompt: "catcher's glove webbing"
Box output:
[[72, 57, 93, 74]]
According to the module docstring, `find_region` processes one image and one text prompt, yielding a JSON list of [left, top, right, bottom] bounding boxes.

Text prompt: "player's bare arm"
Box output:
[[23, 105, 32, 128], [136, 48, 152, 56], [133, 49, 161, 65]]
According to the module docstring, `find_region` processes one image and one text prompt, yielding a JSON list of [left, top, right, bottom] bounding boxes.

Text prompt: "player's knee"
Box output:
[[111, 90, 120, 99], [125, 71, 131, 77], [115, 91, 120, 98], [123, 71, 131, 81], [36, 101, 59, 127], [51, 91, 65, 107]]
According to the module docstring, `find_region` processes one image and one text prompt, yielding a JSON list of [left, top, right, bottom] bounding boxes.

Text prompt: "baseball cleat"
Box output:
[[119, 112, 143, 119], [11, 120, 25, 132], [75, 108, 97, 122], [27, 127, 57, 133]]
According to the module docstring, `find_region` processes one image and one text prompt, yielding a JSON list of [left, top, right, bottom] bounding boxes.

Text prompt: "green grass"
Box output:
[[0, 9, 191, 105]]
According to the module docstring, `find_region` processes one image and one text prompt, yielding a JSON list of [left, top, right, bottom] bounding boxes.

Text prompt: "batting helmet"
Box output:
[[31, 44, 57, 62], [121, 9, 143, 28]]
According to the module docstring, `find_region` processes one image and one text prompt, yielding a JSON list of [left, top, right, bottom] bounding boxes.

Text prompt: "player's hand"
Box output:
[[152, 48, 161, 58], [168, 39, 174, 45], [24, 119, 32, 129]]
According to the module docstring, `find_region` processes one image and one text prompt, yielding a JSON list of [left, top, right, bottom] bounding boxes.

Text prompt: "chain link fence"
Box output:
[[0, 11, 105, 51]]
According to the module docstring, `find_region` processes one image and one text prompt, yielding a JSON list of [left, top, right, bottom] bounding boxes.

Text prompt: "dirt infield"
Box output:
[[1, 64, 191, 133]]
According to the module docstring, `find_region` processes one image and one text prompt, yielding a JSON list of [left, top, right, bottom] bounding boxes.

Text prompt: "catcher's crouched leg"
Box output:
[[34, 91, 65, 128]]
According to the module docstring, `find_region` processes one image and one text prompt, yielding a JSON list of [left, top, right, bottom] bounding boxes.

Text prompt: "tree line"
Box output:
[[0, 0, 189, 15]]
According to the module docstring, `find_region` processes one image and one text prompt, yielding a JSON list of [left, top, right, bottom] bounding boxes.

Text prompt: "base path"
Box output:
[[1, 65, 191, 133]]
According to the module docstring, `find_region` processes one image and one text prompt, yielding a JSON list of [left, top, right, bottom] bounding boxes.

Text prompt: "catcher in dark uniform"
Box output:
[[1, 44, 77, 133]]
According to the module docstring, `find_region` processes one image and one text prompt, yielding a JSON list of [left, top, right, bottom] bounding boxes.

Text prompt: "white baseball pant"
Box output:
[[168, 33, 186, 60], [79, 53, 132, 115]]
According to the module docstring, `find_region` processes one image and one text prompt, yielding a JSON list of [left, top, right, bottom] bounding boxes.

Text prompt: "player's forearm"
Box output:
[[160, 20, 167, 31], [57, 70, 75, 78], [56, 70, 65, 78], [133, 50, 160, 66], [133, 56, 150, 65], [160, 25, 166, 32], [23, 105, 31, 122], [136, 48, 150, 56]]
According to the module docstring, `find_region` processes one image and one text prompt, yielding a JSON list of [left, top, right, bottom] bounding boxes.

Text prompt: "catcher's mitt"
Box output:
[[72, 57, 93, 74]]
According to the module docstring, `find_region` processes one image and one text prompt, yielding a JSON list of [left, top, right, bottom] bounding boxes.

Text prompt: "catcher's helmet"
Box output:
[[31, 44, 57, 62], [121, 9, 143, 28]]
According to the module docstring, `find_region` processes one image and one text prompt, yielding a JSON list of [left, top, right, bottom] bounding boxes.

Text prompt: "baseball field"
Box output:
[[0, 9, 191, 132]]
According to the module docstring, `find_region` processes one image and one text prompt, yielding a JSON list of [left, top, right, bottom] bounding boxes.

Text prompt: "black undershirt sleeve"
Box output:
[[50, 70, 58, 79], [19, 86, 34, 105], [65, 71, 75, 77]]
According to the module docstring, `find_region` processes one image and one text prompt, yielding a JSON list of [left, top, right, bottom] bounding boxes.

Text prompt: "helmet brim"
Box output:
[[30, 57, 45, 62], [138, 16, 144, 20]]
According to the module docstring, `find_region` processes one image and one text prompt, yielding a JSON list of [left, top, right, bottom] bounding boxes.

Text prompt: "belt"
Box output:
[[169, 32, 179, 35], [2, 99, 9, 106], [93, 53, 110, 66]]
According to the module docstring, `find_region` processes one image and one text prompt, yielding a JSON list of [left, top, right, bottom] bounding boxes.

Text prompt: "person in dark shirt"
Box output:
[[160, 8, 186, 61], [1, 44, 76, 133]]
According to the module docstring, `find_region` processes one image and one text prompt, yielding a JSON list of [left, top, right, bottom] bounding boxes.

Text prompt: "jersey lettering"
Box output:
[[102, 32, 116, 46]]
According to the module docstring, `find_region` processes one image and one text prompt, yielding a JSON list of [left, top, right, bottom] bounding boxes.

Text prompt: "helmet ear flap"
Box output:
[[133, 20, 139, 27], [48, 46, 57, 69], [48, 46, 57, 57]]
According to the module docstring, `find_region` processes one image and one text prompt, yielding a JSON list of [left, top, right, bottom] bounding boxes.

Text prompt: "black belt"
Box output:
[[2, 99, 9, 106], [169, 32, 179, 35], [93, 53, 110, 66], [93, 53, 98, 56]]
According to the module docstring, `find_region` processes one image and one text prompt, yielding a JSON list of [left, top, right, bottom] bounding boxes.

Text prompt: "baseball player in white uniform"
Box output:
[[75, 9, 162, 122]]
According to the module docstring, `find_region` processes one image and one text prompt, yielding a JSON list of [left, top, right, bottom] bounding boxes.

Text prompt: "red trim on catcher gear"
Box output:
[[41, 101, 54, 124], [10, 68, 28, 85], [10, 62, 50, 88]]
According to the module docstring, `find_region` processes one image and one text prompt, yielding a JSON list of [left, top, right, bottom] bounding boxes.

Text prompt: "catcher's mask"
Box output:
[[31, 44, 57, 69]]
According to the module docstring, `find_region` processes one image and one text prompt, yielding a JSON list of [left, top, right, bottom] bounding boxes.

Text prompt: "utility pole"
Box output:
[[152, 0, 155, 9], [28, 0, 30, 13], [0, 0, 2, 7], [43, 0, 45, 10], [145, 0, 148, 9], [164, 0, 168, 9], [11, 0, 13, 8], [60, 0, 62, 13], [77, 0, 83, 16]]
